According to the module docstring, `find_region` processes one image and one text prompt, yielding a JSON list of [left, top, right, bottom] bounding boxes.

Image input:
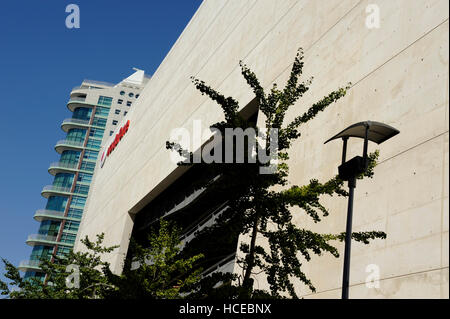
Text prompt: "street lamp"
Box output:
[[324, 121, 399, 299]]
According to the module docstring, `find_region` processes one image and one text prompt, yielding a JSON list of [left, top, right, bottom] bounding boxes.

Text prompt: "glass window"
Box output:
[[70, 196, 86, 207], [89, 127, 104, 139], [120, 91, 125, 96], [53, 173, 74, 188], [126, 101, 132, 106], [77, 173, 93, 183], [67, 208, 83, 219], [86, 138, 101, 149], [80, 161, 96, 172], [60, 150, 81, 164], [95, 107, 110, 117], [115, 109, 120, 115], [30, 246, 54, 261], [56, 247, 71, 258], [98, 96, 113, 106], [128, 92, 134, 98], [83, 150, 98, 160], [67, 128, 86, 142], [110, 131, 114, 136], [124, 111, 128, 116], [63, 221, 80, 232], [74, 184, 89, 195], [112, 120, 118, 125], [46, 196, 68, 212], [92, 117, 107, 128], [118, 99, 123, 104], [135, 94, 140, 99], [60, 233, 76, 245], [38, 220, 60, 237], [72, 107, 92, 121]]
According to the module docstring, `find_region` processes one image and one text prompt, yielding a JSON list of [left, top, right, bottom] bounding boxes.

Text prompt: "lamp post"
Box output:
[[325, 121, 399, 299]]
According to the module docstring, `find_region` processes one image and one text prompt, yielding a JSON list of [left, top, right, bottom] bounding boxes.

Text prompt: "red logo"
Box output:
[[100, 120, 130, 167]]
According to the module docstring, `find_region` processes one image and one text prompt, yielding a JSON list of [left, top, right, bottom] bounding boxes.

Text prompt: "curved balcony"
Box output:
[[17, 260, 42, 272], [33, 209, 81, 222], [61, 118, 91, 132], [48, 161, 79, 175], [26, 234, 58, 247], [54, 139, 85, 154], [41, 185, 73, 198], [67, 97, 94, 112]]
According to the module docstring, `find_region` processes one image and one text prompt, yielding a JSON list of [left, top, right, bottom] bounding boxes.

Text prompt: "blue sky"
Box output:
[[0, 0, 202, 281]]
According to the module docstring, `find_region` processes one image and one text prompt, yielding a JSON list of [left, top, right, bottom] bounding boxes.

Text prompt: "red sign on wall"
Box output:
[[100, 120, 130, 168]]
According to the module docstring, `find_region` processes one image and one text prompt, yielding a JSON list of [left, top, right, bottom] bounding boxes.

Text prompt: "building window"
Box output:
[[98, 96, 113, 106], [120, 91, 125, 96], [95, 107, 110, 117], [118, 99, 123, 104], [89, 128, 104, 139], [115, 109, 121, 115], [110, 131, 114, 136], [112, 120, 118, 125], [124, 111, 128, 116], [83, 150, 98, 160], [127, 101, 132, 106], [77, 173, 93, 183], [135, 94, 140, 99], [92, 117, 107, 127], [129, 92, 134, 98], [70, 196, 86, 207]]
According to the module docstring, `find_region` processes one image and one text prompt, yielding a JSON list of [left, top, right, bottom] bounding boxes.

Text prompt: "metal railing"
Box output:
[[34, 209, 66, 219], [82, 79, 115, 87], [67, 96, 86, 103], [42, 185, 73, 194], [55, 139, 85, 148], [18, 260, 42, 269], [27, 234, 58, 243], [49, 161, 79, 171], [62, 118, 91, 126]]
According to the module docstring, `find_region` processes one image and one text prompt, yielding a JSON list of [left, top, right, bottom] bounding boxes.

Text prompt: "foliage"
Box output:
[[104, 220, 204, 299], [0, 234, 117, 299], [167, 47, 386, 298], [0, 221, 203, 299]]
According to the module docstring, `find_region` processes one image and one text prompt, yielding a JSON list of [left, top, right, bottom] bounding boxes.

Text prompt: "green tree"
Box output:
[[167, 48, 386, 298], [104, 220, 204, 299], [0, 234, 117, 299], [1, 221, 203, 299]]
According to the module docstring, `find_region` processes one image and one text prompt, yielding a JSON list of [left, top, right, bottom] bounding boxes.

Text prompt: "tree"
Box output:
[[167, 48, 386, 298], [104, 220, 204, 299], [0, 221, 203, 299], [0, 234, 117, 299]]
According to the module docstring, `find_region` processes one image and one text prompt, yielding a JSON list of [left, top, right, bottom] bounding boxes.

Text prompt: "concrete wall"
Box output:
[[75, 0, 449, 298]]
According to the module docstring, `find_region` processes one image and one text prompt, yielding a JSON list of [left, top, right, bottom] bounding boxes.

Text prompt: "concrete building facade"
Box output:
[[74, 0, 449, 298]]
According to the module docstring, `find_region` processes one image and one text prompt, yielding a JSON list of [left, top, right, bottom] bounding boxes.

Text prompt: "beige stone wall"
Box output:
[[75, 0, 449, 298]]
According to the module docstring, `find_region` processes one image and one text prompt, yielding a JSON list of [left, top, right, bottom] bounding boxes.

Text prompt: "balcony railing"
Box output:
[[48, 161, 79, 173], [62, 118, 91, 126], [18, 260, 42, 271], [41, 185, 73, 198], [34, 209, 66, 222], [82, 79, 115, 87], [26, 234, 58, 246], [55, 139, 85, 152], [67, 96, 86, 103]]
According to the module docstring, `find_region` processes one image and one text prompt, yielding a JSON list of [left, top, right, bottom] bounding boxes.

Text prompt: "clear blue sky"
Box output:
[[0, 0, 202, 280]]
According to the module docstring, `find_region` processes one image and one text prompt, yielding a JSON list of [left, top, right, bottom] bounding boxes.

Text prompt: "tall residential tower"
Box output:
[[18, 69, 150, 280]]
